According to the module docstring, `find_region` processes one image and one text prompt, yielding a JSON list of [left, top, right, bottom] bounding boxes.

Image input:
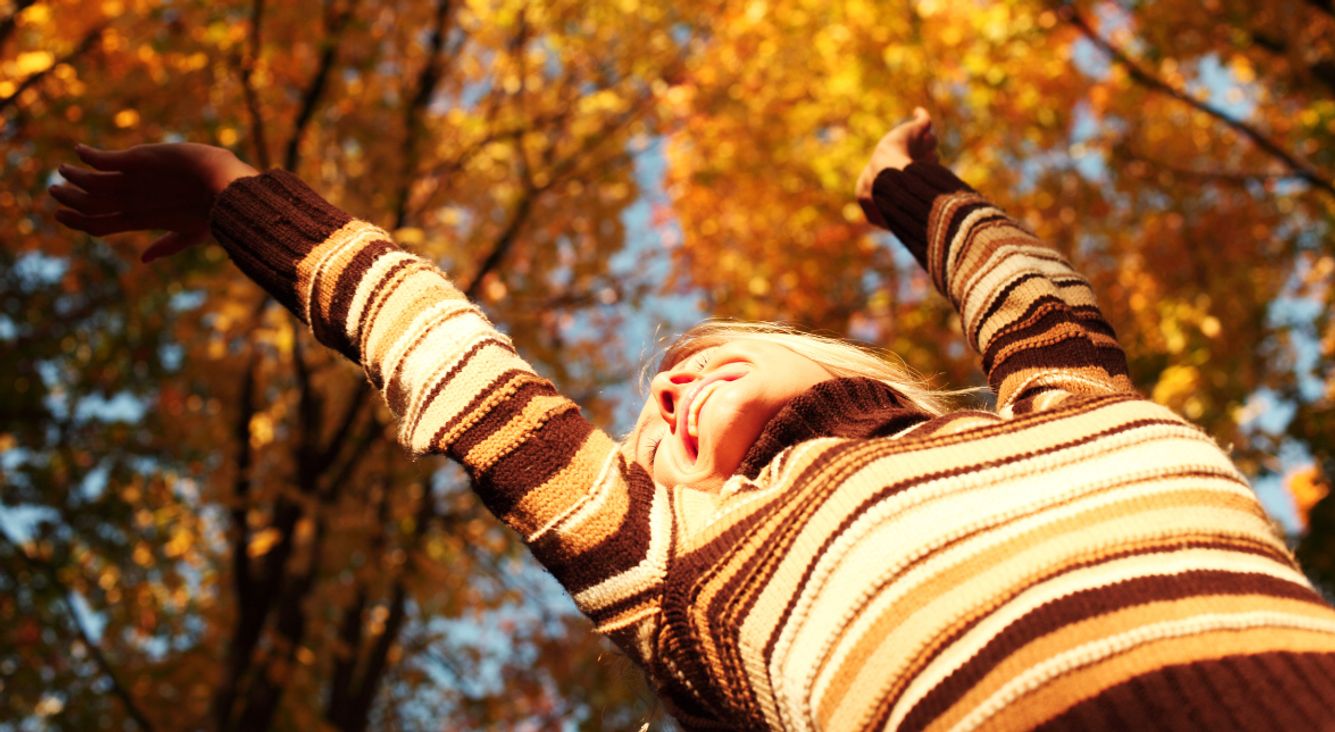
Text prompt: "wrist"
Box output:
[[191, 143, 259, 198], [208, 157, 260, 197]]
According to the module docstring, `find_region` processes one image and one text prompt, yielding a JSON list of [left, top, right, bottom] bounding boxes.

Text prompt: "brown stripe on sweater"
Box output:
[[820, 485, 1276, 728], [976, 291, 1099, 368], [355, 257, 417, 386], [1040, 652, 1335, 731], [980, 297, 1122, 365], [981, 301, 1130, 377], [359, 258, 450, 389], [659, 482, 824, 725], [533, 450, 659, 593], [448, 378, 559, 462], [473, 407, 594, 513], [395, 330, 518, 432], [382, 293, 493, 421], [817, 475, 1281, 724], [932, 615, 1335, 731], [433, 368, 543, 454], [313, 236, 399, 359], [987, 336, 1132, 397], [1277, 652, 1335, 722], [937, 204, 1012, 291], [895, 567, 1326, 730]]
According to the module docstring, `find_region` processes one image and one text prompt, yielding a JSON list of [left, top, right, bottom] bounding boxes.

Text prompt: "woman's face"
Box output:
[[628, 340, 835, 491]]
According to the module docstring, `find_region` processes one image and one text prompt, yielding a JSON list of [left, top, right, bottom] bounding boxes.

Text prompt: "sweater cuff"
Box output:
[[870, 161, 973, 270], [209, 169, 355, 322]]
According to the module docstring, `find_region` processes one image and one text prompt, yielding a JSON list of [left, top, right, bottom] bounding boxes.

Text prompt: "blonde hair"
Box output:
[[650, 320, 968, 417]]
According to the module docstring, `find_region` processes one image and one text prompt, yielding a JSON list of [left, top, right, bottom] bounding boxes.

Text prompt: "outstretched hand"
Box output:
[[50, 143, 259, 262], [856, 107, 939, 230]]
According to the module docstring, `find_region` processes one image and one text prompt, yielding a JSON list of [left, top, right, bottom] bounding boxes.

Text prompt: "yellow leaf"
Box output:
[[114, 109, 140, 129], [395, 227, 425, 245], [249, 413, 274, 448], [132, 542, 153, 567], [15, 51, 54, 76], [247, 527, 281, 558], [1288, 466, 1329, 531]]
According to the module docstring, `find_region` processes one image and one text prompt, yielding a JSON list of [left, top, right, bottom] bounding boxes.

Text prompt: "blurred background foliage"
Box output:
[[1, 0, 1333, 728]]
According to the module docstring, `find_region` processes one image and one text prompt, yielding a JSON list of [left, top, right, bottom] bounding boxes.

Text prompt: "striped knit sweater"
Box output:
[[209, 162, 1335, 730]]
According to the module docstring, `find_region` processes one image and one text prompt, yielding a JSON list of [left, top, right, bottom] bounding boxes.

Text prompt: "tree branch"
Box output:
[[1058, 4, 1335, 198], [212, 353, 261, 728], [343, 480, 439, 731], [391, 0, 454, 230], [1115, 141, 1304, 185], [236, 0, 272, 170], [0, 527, 156, 732], [0, 0, 37, 50], [0, 21, 106, 117], [282, 0, 359, 171], [463, 183, 538, 299]]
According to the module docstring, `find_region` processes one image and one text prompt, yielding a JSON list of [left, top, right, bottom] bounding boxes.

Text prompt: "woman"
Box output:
[[52, 109, 1335, 730]]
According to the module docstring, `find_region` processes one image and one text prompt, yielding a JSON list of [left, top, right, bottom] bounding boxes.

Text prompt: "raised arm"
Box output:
[[50, 144, 670, 666], [857, 111, 1135, 412]]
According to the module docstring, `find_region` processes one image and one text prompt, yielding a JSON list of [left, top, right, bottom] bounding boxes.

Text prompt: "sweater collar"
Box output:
[[735, 377, 930, 479]]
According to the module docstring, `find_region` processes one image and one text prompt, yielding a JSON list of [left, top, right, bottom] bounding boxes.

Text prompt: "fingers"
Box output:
[[58, 163, 128, 195], [75, 144, 137, 172], [143, 230, 204, 263], [906, 107, 938, 163], [54, 208, 156, 237], [48, 183, 122, 216]]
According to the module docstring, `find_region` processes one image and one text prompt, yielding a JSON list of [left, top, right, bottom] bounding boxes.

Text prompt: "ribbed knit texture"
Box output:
[[736, 378, 928, 479], [210, 164, 1335, 730]]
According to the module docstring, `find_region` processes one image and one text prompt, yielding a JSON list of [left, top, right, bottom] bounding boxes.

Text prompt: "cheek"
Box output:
[[701, 387, 773, 461]]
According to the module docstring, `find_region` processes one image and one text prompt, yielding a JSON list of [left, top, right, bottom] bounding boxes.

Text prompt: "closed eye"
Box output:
[[646, 435, 663, 469]]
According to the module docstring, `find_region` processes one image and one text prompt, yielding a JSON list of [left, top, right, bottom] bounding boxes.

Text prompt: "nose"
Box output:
[[649, 369, 699, 429]]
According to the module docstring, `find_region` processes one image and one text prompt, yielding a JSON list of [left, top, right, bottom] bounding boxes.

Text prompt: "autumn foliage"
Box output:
[[2, 0, 1334, 729]]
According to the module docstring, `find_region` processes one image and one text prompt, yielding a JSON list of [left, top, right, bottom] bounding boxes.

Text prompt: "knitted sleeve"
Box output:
[[208, 169, 669, 665], [870, 162, 1136, 411]]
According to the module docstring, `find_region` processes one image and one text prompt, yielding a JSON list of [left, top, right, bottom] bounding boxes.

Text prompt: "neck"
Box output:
[[735, 377, 931, 479]]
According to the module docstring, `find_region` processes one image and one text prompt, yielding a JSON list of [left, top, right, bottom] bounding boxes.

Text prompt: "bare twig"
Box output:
[[283, 0, 359, 170], [212, 353, 260, 728], [0, 0, 37, 49], [1116, 142, 1304, 185], [462, 182, 538, 299], [1058, 4, 1335, 198], [237, 0, 272, 169], [392, 0, 455, 229]]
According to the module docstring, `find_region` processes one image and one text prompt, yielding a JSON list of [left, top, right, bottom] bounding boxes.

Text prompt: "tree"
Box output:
[[662, 0, 1335, 552], [5, 0, 1335, 728], [2, 0, 700, 728]]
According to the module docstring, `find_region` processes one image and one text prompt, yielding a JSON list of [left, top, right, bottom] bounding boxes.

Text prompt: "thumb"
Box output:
[[911, 107, 932, 132], [142, 229, 204, 263], [76, 144, 135, 172]]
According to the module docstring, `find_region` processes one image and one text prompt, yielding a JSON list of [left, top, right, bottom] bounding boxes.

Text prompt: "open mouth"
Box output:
[[678, 378, 728, 463]]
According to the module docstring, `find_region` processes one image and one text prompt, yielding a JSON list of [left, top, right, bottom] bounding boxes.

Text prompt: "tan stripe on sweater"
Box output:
[[944, 617, 1335, 732], [811, 485, 1272, 730]]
